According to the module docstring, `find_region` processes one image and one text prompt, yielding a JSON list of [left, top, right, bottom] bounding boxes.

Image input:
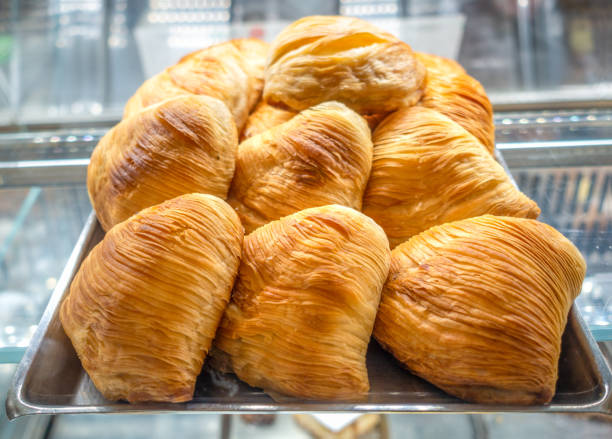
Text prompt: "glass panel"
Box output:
[[511, 165, 612, 339], [48, 413, 222, 439], [502, 131, 612, 340], [1, 0, 611, 127], [44, 413, 612, 439], [0, 185, 90, 362]]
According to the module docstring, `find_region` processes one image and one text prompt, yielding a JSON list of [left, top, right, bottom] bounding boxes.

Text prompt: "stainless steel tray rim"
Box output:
[[8, 397, 612, 418], [6, 212, 99, 421]]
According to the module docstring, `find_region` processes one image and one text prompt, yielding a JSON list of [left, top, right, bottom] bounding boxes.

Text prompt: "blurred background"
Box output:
[[1, 0, 611, 126], [1, 0, 612, 438]]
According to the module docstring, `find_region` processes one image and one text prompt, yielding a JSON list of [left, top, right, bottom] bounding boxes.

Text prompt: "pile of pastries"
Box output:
[[60, 16, 586, 406]]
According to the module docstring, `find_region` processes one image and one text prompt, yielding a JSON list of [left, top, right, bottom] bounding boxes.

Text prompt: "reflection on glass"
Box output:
[[0, 185, 90, 360], [513, 164, 612, 338], [0, 0, 611, 126]]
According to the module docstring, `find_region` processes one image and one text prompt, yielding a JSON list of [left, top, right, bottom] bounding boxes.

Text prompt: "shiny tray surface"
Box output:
[[5, 212, 612, 418]]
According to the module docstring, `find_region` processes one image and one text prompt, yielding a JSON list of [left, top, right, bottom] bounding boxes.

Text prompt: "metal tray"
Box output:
[[6, 151, 612, 418], [6, 214, 612, 418]]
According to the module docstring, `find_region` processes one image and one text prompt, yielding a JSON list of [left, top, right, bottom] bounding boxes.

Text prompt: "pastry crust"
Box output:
[[416, 52, 495, 153], [214, 204, 391, 400], [88, 95, 238, 231], [363, 106, 539, 248], [241, 102, 387, 141], [124, 38, 269, 130], [240, 102, 296, 141], [229, 101, 373, 234], [264, 16, 426, 114], [415, 52, 465, 76], [374, 215, 586, 404], [60, 194, 244, 403]]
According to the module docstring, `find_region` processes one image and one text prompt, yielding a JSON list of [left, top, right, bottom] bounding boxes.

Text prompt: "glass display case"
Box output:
[[2, 0, 612, 127], [1, 0, 612, 438]]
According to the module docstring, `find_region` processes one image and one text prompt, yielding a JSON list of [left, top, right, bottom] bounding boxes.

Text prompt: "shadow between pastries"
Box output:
[[374, 215, 586, 405]]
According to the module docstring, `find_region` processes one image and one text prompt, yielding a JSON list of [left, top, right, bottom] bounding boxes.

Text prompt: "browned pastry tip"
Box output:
[[229, 101, 373, 234], [124, 38, 269, 130], [214, 204, 391, 400], [363, 106, 539, 248], [374, 215, 586, 405], [264, 15, 426, 114], [416, 52, 495, 153], [60, 193, 244, 403], [88, 94, 238, 231]]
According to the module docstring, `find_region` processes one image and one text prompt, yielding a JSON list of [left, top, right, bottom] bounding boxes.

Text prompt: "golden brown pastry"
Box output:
[[88, 95, 238, 231], [416, 52, 495, 153], [60, 194, 244, 403], [241, 102, 387, 141], [229, 101, 373, 234], [124, 38, 269, 130], [240, 102, 296, 141], [264, 16, 426, 114], [214, 204, 391, 400], [362, 106, 539, 248], [415, 52, 465, 76], [374, 215, 586, 405]]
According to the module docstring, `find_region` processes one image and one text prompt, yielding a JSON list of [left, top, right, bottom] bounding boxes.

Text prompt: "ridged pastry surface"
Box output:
[[124, 38, 269, 130], [363, 106, 539, 248], [240, 102, 296, 141], [241, 102, 387, 141], [416, 52, 495, 153], [229, 101, 373, 234], [214, 204, 391, 400], [88, 95, 238, 231], [374, 215, 586, 405], [264, 16, 425, 114], [60, 194, 244, 403]]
